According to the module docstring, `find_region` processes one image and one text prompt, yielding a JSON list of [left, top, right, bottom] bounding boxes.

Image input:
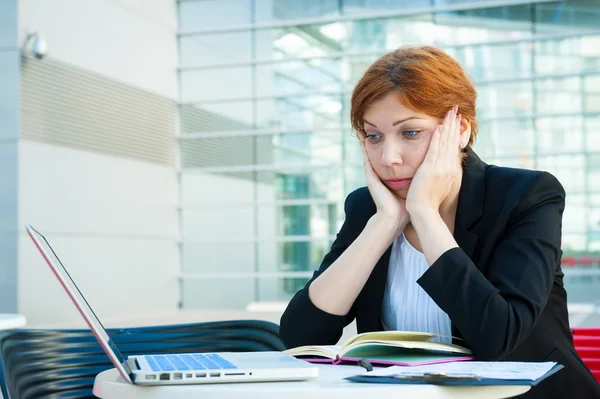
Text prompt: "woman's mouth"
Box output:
[[384, 178, 412, 189]]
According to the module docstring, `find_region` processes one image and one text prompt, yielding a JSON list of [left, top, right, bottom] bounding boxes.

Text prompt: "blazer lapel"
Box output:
[[453, 149, 486, 261], [451, 149, 486, 346]]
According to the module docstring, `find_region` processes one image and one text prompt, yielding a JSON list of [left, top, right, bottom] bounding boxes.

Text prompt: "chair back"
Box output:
[[572, 327, 600, 382], [0, 319, 285, 399]]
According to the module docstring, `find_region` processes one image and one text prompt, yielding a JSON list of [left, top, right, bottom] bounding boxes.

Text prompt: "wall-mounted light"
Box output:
[[23, 32, 48, 59]]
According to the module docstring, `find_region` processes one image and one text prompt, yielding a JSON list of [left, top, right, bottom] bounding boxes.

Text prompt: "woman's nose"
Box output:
[[381, 142, 403, 166]]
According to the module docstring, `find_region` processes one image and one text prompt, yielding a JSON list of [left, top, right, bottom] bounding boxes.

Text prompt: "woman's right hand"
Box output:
[[359, 131, 410, 234]]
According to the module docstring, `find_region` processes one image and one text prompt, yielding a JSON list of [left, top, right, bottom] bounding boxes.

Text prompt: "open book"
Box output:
[[284, 331, 473, 367]]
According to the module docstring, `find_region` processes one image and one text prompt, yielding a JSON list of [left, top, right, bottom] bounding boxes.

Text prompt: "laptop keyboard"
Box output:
[[143, 354, 238, 372]]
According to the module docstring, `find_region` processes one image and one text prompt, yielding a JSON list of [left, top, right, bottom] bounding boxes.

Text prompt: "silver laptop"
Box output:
[[26, 225, 319, 385]]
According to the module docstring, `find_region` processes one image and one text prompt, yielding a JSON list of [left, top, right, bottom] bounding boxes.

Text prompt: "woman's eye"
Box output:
[[403, 130, 421, 138], [366, 133, 382, 142]]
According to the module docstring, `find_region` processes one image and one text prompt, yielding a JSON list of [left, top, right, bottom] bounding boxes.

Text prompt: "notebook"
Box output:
[[284, 330, 473, 367], [26, 225, 319, 385]]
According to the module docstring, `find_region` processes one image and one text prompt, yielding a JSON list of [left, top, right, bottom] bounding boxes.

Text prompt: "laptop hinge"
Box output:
[[126, 357, 140, 371]]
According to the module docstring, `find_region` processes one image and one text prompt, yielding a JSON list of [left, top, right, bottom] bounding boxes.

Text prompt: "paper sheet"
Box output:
[[363, 361, 558, 381]]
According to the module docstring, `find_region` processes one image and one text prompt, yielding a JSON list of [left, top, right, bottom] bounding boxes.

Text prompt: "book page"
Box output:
[[341, 331, 437, 349], [341, 339, 471, 357], [283, 344, 341, 359]]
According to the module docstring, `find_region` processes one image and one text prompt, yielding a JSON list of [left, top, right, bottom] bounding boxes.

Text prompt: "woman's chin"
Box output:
[[392, 188, 408, 199]]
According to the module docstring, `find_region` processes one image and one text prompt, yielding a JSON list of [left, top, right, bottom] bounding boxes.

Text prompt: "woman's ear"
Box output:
[[459, 117, 472, 148]]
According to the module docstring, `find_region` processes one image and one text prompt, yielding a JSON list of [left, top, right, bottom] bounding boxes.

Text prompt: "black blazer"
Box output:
[[280, 150, 600, 399]]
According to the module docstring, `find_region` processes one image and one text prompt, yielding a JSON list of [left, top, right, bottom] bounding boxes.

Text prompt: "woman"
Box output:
[[279, 46, 600, 398]]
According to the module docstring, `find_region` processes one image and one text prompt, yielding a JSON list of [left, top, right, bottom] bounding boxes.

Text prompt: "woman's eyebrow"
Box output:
[[363, 116, 425, 128]]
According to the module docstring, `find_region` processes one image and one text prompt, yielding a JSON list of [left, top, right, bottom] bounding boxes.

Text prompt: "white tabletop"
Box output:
[[0, 314, 26, 330], [93, 363, 530, 399]]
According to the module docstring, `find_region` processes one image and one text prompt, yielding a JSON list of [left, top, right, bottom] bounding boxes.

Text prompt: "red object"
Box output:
[[581, 359, 600, 369], [573, 328, 600, 337], [562, 256, 577, 267], [573, 327, 600, 382], [575, 347, 600, 358], [573, 336, 600, 347], [579, 256, 593, 267]]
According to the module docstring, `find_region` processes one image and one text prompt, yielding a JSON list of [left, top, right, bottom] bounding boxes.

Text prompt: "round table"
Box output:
[[0, 314, 26, 330], [93, 364, 530, 399]]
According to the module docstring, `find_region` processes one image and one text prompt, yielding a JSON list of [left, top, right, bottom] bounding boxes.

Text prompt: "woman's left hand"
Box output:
[[406, 105, 462, 215]]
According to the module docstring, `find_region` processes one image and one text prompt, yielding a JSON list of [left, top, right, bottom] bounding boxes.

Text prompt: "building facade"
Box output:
[[178, 0, 600, 307]]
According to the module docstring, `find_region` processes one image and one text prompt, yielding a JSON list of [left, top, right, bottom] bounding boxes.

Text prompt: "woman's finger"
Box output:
[[360, 140, 378, 182], [437, 107, 453, 168], [423, 124, 442, 167], [445, 107, 459, 168]]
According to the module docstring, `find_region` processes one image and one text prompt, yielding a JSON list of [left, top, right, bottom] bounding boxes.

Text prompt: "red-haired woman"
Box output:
[[280, 46, 600, 399]]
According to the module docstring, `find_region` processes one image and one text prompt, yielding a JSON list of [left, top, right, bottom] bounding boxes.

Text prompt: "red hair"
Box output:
[[350, 46, 478, 147]]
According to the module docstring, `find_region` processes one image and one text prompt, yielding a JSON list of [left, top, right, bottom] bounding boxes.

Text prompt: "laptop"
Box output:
[[26, 225, 319, 385]]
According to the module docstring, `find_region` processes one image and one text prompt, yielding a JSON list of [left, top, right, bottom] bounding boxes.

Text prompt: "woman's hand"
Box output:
[[359, 131, 410, 233], [406, 105, 462, 216]]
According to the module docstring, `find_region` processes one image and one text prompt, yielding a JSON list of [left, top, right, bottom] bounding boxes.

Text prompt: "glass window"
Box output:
[[264, 277, 312, 302], [255, 58, 343, 98], [343, 0, 431, 15], [534, 1, 600, 33], [346, 15, 435, 53], [178, 0, 600, 309], [475, 119, 535, 158], [182, 241, 256, 274], [563, 194, 586, 235], [537, 154, 585, 193], [180, 135, 275, 168], [585, 118, 600, 151], [535, 76, 582, 115], [182, 276, 317, 308], [453, 43, 532, 81], [586, 154, 600, 191], [265, 94, 347, 130], [488, 155, 535, 170], [181, 129, 344, 168], [477, 81, 533, 121], [562, 234, 587, 252], [257, 0, 340, 22], [270, 167, 345, 201], [179, 0, 253, 32], [584, 74, 600, 112], [179, 33, 253, 66], [180, 67, 253, 103], [534, 36, 591, 75], [434, 4, 532, 46], [535, 116, 584, 155]]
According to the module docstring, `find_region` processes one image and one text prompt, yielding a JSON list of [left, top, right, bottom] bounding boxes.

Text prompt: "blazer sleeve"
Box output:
[[279, 188, 373, 349], [417, 172, 565, 360]]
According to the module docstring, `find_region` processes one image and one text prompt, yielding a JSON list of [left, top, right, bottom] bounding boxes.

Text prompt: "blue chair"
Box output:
[[0, 319, 285, 399]]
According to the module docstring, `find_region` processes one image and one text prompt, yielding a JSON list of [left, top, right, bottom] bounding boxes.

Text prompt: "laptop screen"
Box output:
[[26, 225, 132, 380]]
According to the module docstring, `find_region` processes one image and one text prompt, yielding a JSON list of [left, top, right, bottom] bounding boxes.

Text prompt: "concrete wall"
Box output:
[[19, 0, 178, 100], [16, 0, 180, 324]]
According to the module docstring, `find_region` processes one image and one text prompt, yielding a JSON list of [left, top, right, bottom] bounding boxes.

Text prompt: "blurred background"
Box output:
[[1, 0, 599, 331]]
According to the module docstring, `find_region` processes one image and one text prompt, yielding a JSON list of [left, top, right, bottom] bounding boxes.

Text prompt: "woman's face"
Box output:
[[361, 93, 441, 198]]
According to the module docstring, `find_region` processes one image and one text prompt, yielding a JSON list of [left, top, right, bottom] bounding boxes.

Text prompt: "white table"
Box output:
[[93, 364, 530, 399], [0, 314, 26, 330]]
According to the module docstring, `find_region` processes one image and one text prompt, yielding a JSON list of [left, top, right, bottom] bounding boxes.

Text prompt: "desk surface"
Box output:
[[94, 364, 530, 399], [0, 314, 26, 330]]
